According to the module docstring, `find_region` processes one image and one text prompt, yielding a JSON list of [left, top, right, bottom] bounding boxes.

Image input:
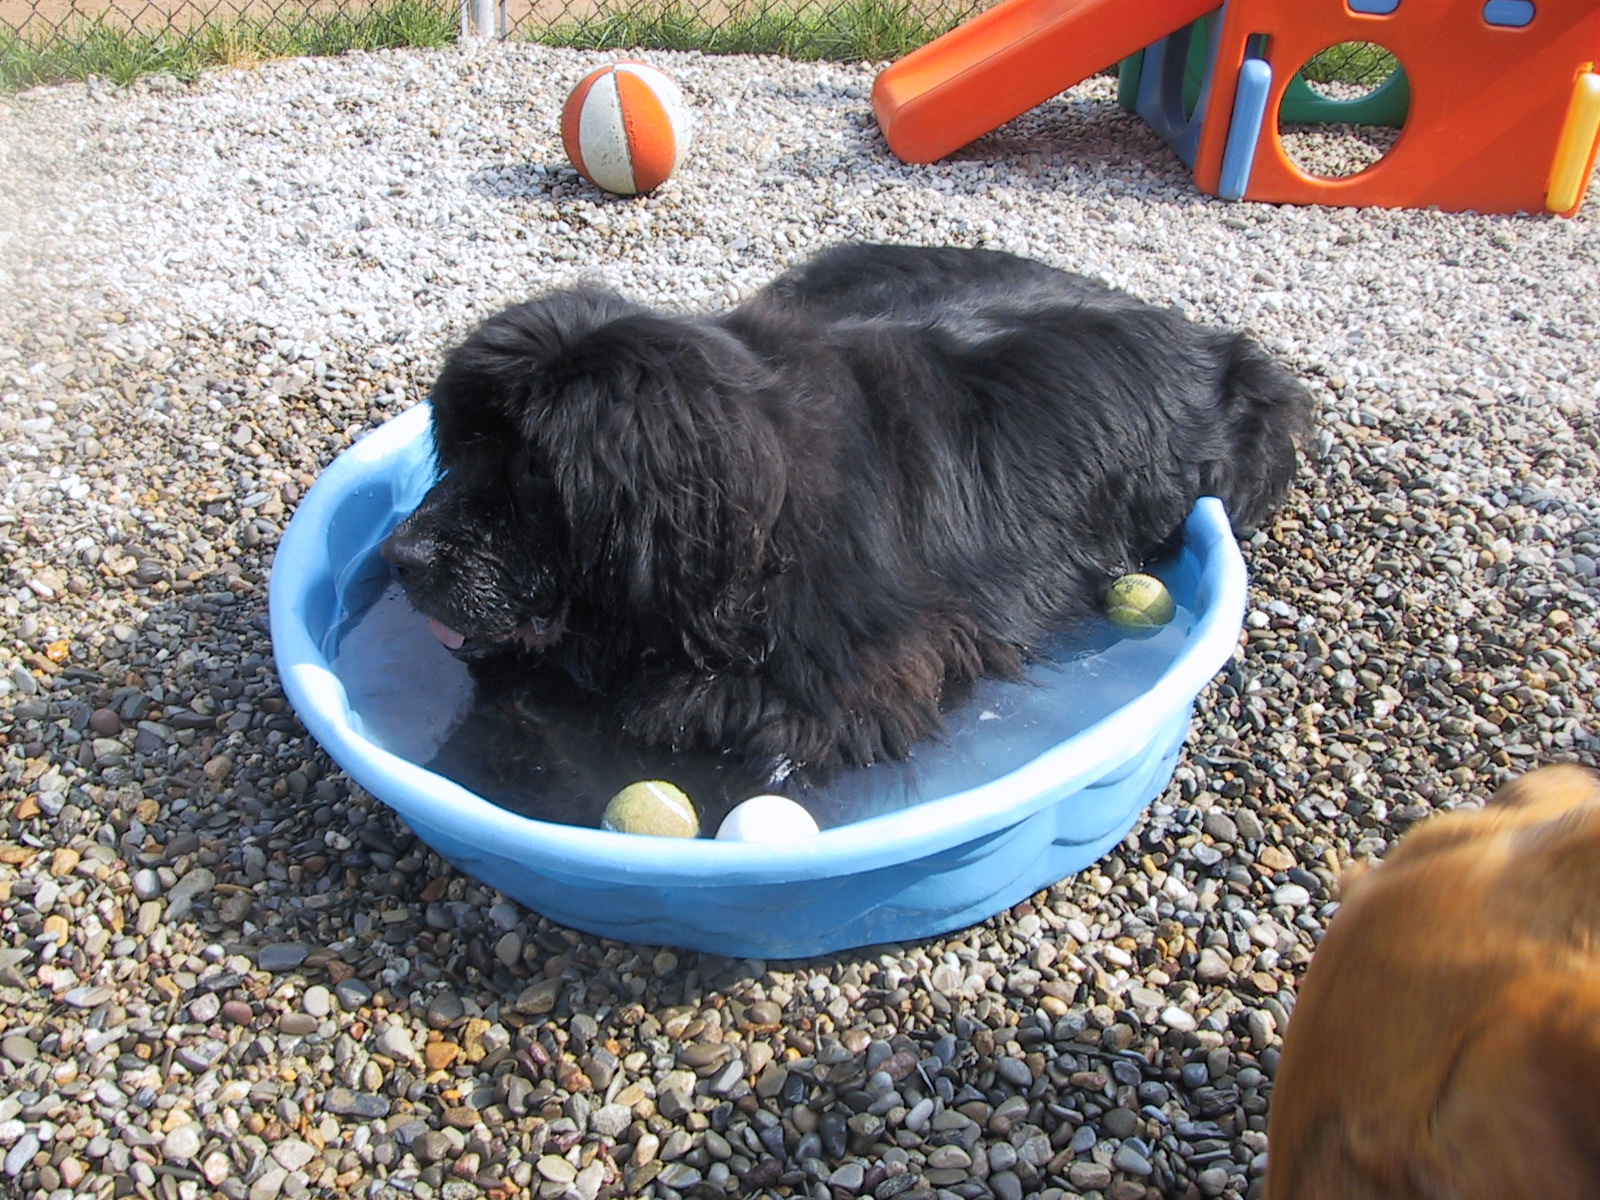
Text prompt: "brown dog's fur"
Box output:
[[1266, 764, 1600, 1200]]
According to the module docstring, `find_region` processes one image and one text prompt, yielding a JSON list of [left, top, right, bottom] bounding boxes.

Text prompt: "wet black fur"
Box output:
[[384, 243, 1313, 775]]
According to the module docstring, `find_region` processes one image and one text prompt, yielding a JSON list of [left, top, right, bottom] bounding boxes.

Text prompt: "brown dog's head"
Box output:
[[1266, 763, 1600, 1200]]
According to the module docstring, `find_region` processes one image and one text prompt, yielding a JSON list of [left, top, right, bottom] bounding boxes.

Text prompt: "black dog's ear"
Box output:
[[1195, 332, 1315, 534], [540, 312, 788, 666], [428, 288, 645, 459]]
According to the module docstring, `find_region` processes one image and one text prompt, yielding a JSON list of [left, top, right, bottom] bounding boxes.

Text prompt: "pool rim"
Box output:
[[269, 402, 1246, 889]]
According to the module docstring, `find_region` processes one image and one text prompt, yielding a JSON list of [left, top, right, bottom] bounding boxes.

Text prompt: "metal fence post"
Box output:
[[461, 0, 501, 39]]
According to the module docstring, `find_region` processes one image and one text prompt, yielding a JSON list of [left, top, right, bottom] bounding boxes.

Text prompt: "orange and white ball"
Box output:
[[560, 62, 692, 196]]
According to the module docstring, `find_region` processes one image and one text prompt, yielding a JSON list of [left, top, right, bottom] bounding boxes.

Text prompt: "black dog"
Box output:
[[384, 243, 1312, 776]]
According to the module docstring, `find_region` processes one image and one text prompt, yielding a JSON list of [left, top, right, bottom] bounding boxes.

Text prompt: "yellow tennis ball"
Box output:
[[1105, 572, 1176, 631], [601, 780, 700, 838]]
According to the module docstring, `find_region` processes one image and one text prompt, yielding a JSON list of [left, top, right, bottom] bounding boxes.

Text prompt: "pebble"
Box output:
[[1248, 1008, 1279, 1047], [2, 1037, 37, 1065], [926, 1145, 971, 1170], [374, 1021, 419, 1063], [221, 1000, 255, 1025], [270, 1139, 316, 1172], [323, 1089, 391, 1119], [0, 38, 1596, 1200], [425, 991, 465, 1029], [249, 1166, 287, 1200], [87, 708, 122, 736], [995, 1056, 1033, 1087], [1103, 1107, 1140, 1138], [589, 1103, 632, 1138], [1161, 1004, 1198, 1033], [163, 867, 215, 921], [415, 1131, 454, 1164], [830, 1161, 866, 1191], [256, 942, 310, 971], [1273, 882, 1313, 907], [1195, 945, 1233, 984], [5, 1133, 41, 1179], [278, 1012, 318, 1036], [334, 979, 375, 1010], [818, 1108, 849, 1159], [1201, 809, 1238, 843], [1113, 1143, 1155, 1176], [61, 985, 112, 1009], [656, 1162, 701, 1189], [176, 1038, 227, 1072], [161, 1124, 203, 1163], [1069, 1161, 1114, 1190]]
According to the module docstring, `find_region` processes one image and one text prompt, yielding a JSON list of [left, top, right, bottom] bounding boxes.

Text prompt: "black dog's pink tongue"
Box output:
[[428, 618, 467, 651]]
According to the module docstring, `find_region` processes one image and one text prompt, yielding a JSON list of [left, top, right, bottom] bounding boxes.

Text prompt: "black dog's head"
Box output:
[[383, 286, 788, 665]]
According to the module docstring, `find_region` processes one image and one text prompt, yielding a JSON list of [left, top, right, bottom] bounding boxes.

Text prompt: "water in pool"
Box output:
[[331, 575, 1191, 834]]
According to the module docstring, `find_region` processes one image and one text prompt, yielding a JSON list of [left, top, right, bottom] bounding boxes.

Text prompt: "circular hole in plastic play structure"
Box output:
[[1277, 41, 1408, 180]]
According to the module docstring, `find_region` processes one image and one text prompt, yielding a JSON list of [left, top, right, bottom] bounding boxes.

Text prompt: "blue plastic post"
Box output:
[[1219, 56, 1273, 201]]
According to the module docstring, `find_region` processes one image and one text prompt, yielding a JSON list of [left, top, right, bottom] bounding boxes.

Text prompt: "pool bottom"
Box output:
[[331, 578, 1193, 840]]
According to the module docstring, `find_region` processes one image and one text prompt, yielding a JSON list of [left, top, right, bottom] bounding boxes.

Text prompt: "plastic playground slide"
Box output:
[[873, 0, 1221, 163]]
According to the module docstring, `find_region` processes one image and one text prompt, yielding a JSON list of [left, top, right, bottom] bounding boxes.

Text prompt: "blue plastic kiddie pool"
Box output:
[[270, 403, 1247, 958]]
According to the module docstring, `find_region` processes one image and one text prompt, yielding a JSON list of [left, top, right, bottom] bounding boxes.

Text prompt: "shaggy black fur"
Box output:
[[384, 243, 1313, 775]]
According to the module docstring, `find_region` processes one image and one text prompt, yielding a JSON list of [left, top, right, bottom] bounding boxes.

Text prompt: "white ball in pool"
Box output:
[[715, 794, 821, 843]]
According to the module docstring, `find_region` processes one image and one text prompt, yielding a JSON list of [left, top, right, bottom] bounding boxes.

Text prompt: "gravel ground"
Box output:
[[2, 40, 1599, 1200]]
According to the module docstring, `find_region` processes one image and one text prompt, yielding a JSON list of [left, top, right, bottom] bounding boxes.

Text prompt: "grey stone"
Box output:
[[333, 980, 374, 1011], [6, 1132, 41, 1178], [1102, 1107, 1139, 1138], [995, 1056, 1032, 1088], [321, 1089, 390, 1119], [1201, 810, 1238, 843], [256, 943, 309, 972], [1112, 1144, 1154, 1176], [164, 868, 215, 921], [1067, 1161, 1112, 1190], [589, 1103, 632, 1139]]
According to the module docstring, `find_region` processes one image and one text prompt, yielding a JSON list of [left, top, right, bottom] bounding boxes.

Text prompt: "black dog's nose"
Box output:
[[381, 526, 433, 582]]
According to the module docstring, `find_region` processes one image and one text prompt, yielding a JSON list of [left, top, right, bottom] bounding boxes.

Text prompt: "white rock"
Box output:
[[271, 1138, 316, 1172], [202, 1151, 232, 1186], [161, 1123, 203, 1163], [1160, 1005, 1198, 1033], [1195, 946, 1232, 984], [1273, 883, 1313, 907], [373, 1020, 418, 1063]]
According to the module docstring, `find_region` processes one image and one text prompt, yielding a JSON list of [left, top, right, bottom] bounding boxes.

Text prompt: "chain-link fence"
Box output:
[[0, 0, 985, 53], [0, 0, 994, 89], [2, 0, 1400, 94]]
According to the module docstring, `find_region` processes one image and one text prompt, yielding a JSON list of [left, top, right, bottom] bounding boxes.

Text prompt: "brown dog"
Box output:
[[1266, 763, 1600, 1200]]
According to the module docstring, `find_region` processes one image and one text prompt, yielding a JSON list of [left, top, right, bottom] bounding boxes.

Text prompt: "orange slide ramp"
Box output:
[[873, 0, 1220, 163]]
